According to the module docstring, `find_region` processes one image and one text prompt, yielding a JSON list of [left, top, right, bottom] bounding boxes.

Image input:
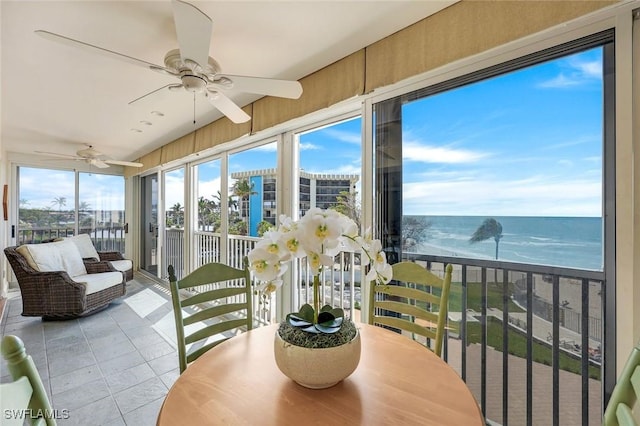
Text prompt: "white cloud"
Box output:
[[538, 57, 602, 88], [403, 141, 489, 164], [538, 74, 581, 88], [18, 169, 127, 211], [300, 142, 321, 150], [254, 142, 277, 152], [164, 173, 185, 208], [197, 177, 221, 201], [543, 134, 600, 150], [403, 175, 601, 216], [322, 128, 361, 145], [569, 57, 601, 79]]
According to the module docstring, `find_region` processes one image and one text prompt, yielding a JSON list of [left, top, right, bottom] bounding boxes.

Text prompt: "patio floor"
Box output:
[[0, 273, 179, 426]]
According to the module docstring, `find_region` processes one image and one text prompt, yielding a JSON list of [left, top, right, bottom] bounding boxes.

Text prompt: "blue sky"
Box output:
[[400, 47, 603, 217], [20, 47, 603, 218], [19, 169, 125, 211]]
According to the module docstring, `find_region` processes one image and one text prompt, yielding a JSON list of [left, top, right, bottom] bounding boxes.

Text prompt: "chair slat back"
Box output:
[[0, 377, 35, 426], [369, 262, 452, 357], [603, 343, 640, 426], [1, 335, 56, 426], [168, 259, 253, 373]]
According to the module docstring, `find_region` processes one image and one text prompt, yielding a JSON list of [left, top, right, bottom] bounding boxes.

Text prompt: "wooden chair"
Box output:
[[1, 335, 56, 426], [168, 259, 254, 373], [603, 341, 640, 426], [368, 262, 452, 357]]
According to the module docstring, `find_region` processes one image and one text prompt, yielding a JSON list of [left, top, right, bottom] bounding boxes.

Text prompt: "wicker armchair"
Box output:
[[4, 245, 126, 320]]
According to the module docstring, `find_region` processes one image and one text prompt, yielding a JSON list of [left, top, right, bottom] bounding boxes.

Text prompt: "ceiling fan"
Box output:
[[35, 0, 302, 124], [36, 145, 144, 169]]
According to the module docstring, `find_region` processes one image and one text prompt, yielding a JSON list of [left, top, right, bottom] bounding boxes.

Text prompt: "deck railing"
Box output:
[[403, 253, 604, 426], [161, 228, 605, 425], [16, 226, 126, 253], [168, 230, 272, 324]]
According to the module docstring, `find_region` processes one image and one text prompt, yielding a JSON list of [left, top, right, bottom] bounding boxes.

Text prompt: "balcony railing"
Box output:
[[16, 226, 126, 253], [167, 230, 272, 324], [404, 253, 604, 426], [162, 228, 605, 425]]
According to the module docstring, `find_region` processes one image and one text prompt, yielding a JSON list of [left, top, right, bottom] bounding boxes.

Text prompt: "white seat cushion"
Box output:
[[110, 259, 132, 273], [16, 240, 87, 277], [73, 272, 123, 295]]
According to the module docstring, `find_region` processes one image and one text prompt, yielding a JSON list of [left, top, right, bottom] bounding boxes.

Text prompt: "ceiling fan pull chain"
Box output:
[[193, 92, 196, 126]]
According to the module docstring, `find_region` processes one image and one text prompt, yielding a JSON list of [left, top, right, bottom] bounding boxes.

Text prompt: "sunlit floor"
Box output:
[[0, 274, 179, 426]]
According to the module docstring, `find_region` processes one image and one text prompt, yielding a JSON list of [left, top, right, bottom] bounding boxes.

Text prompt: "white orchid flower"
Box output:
[[247, 208, 393, 313], [247, 248, 285, 282], [306, 250, 334, 276], [257, 279, 283, 295], [278, 228, 306, 259]]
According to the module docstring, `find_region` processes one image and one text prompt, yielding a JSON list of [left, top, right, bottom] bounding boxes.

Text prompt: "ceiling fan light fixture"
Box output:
[[181, 74, 207, 92]]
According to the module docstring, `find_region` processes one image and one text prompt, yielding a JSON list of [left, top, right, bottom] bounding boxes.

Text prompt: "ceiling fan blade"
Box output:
[[206, 91, 251, 124], [128, 84, 181, 105], [89, 159, 110, 169], [105, 160, 144, 168], [35, 30, 176, 74], [172, 0, 212, 67], [217, 75, 303, 99], [34, 150, 79, 159]]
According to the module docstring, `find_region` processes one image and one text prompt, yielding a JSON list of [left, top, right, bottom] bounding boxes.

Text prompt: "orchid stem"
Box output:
[[313, 274, 321, 324]]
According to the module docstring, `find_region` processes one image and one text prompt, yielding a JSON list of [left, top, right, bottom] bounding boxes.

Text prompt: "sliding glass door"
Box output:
[[16, 166, 125, 253], [140, 173, 158, 276], [373, 31, 614, 426]]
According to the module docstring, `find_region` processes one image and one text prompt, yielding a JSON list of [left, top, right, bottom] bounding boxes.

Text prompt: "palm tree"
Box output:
[[232, 179, 256, 220], [51, 196, 66, 210], [51, 196, 67, 228], [169, 202, 184, 228], [469, 218, 503, 260]]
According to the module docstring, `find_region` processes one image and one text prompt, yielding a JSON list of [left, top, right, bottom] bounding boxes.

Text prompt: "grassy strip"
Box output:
[[449, 281, 525, 313], [464, 317, 600, 380]]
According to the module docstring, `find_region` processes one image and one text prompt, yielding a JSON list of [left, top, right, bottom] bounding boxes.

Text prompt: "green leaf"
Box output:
[[297, 304, 315, 322], [318, 316, 343, 329], [317, 311, 336, 324], [320, 304, 334, 313], [315, 323, 342, 334], [287, 315, 312, 328], [329, 307, 344, 319], [301, 325, 321, 334]]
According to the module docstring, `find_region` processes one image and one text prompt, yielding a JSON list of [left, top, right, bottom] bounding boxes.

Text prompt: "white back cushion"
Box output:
[[16, 240, 87, 277], [65, 234, 100, 260]]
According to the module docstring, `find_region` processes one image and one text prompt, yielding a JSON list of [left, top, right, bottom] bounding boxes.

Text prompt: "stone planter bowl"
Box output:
[[273, 328, 361, 389]]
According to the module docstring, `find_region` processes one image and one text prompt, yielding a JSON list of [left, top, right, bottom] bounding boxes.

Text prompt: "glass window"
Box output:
[[79, 172, 125, 252], [228, 142, 277, 237], [164, 168, 185, 278], [17, 167, 125, 253], [17, 167, 75, 243], [375, 46, 605, 271], [194, 159, 222, 266], [298, 117, 361, 223]]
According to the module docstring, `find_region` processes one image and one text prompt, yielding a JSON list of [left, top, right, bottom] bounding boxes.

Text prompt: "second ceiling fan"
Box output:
[[36, 0, 303, 124]]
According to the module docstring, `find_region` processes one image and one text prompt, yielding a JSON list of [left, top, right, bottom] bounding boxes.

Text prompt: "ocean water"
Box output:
[[409, 216, 602, 271]]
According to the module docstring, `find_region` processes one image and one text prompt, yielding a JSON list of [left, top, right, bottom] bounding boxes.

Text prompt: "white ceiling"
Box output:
[[1, 1, 455, 167]]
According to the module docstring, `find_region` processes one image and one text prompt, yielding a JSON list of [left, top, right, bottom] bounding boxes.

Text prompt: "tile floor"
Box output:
[[0, 274, 180, 426]]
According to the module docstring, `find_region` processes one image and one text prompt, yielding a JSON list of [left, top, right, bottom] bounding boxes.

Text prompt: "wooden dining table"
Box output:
[[157, 323, 484, 425]]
